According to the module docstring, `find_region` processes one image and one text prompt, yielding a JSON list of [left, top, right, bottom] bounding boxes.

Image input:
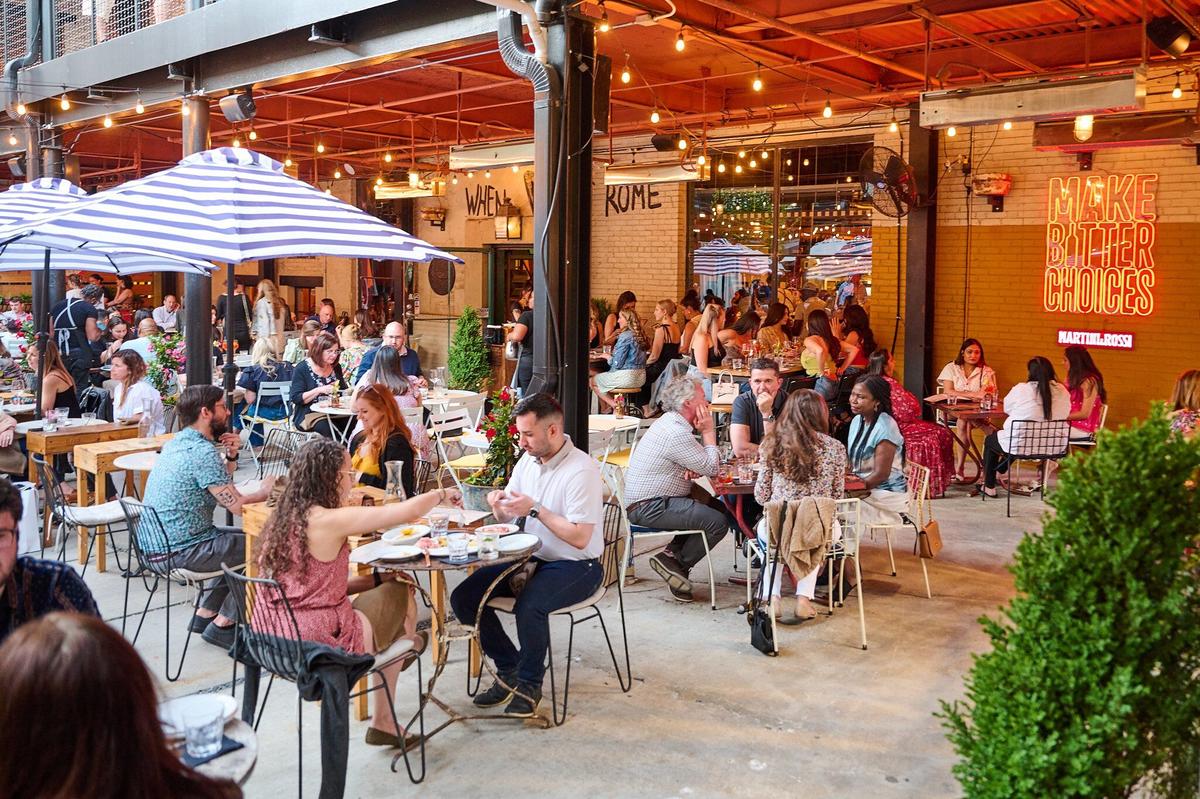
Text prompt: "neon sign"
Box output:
[[1044, 173, 1157, 316], [1056, 329, 1134, 350]]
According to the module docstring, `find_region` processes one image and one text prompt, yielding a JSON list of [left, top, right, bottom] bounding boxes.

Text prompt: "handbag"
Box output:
[[711, 371, 740, 405], [916, 519, 943, 559], [745, 506, 783, 657], [504, 340, 520, 360]]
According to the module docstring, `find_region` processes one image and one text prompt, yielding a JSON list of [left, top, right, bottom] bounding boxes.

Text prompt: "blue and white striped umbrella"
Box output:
[[0, 149, 462, 265], [0, 178, 214, 274]]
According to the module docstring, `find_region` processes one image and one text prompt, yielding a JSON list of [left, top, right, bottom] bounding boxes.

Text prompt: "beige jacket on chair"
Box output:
[[763, 496, 837, 578]]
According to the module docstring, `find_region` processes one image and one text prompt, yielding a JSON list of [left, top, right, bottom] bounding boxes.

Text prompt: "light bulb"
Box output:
[[822, 95, 832, 118], [484, 169, 492, 179], [59, 94, 70, 111], [696, 153, 706, 166], [752, 65, 763, 92], [1072, 114, 1094, 142], [180, 100, 188, 116], [749, 159, 757, 168], [383, 152, 392, 163], [512, 164, 519, 172], [333, 168, 340, 178], [947, 126, 957, 137], [737, 150, 746, 159], [717, 162, 726, 173], [376, 176, 383, 186], [1002, 120, 1012, 130], [803, 157, 809, 166], [284, 157, 293, 167], [650, 109, 661, 124], [232, 137, 241, 148], [599, 10, 610, 33], [248, 130, 257, 141], [677, 137, 688, 150], [15, 100, 25, 116], [845, 175, 852, 182], [761, 150, 769, 159], [6, 133, 16, 146], [889, 118, 898, 133], [316, 142, 325, 153], [786, 158, 792, 165], [408, 169, 420, 187], [675, 30, 685, 52], [451, 175, 459, 185], [102, 115, 112, 128], [1172, 73, 1182, 99], [734, 164, 743, 174], [134, 96, 144, 114], [620, 67, 631, 84], [467, 171, 474, 179], [325, 188, 332, 195]]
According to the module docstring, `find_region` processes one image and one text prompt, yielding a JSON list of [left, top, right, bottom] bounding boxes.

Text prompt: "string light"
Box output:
[[484, 169, 492, 179], [284, 156, 293, 167], [822, 92, 832, 118], [889, 111, 899, 133], [803, 157, 809, 166], [6, 133, 16, 147], [467, 171, 474, 179], [376, 176, 384, 186], [946, 126, 957, 137], [134, 93, 144, 114], [677, 137, 688, 150], [511, 164, 519, 172], [734, 164, 743, 174], [1002, 120, 1013, 130], [451, 174, 459, 185], [14, 98, 25, 116], [248, 130, 257, 141], [620, 54, 631, 84], [650, 109, 661, 124], [749, 158, 757, 167], [696, 153, 706, 166], [598, 1, 610, 33], [675, 29, 685, 52], [383, 151, 392, 163], [333, 168, 340, 178], [717, 162, 726, 173], [1172, 72, 1183, 99], [232, 137, 241, 148], [737, 150, 746, 159], [752, 64, 763, 92], [316, 142, 325, 153], [102, 114, 112, 128], [59, 94, 70, 111], [180, 99, 188, 116]]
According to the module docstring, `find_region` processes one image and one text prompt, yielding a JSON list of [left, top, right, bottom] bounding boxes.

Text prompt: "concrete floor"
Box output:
[[72, 472, 1042, 798]]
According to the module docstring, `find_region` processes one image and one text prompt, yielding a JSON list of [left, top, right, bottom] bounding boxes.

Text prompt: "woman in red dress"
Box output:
[[867, 350, 954, 498]]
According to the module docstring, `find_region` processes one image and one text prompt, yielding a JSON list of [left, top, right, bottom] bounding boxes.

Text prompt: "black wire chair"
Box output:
[[220, 566, 428, 792], [257, 428, 319, 479], [33, 454, 128, 577], [995, 419, 1072, 517], [117, 498, 233, 681], [476, 501, 632, 725]]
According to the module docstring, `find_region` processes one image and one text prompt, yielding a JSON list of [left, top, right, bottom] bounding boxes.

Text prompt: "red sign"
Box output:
[[1044, 174, 1157, 317], [1056, 329, 1135, 350]]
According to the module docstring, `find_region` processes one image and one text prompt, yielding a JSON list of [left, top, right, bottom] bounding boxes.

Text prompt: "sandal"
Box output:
[[365, 728, 422, 751]]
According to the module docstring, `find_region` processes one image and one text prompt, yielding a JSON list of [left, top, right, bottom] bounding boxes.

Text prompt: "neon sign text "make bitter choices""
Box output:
[[1044, 173, 1157, 316]]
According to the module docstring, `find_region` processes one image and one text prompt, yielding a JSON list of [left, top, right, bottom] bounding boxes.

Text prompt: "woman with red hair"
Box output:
[[349, 383, 417, 497]]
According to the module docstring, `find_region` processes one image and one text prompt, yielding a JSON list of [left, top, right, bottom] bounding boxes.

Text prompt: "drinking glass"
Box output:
[[55, 407, 69, 424], [446, 532, 470, 563], [732, 358, 744, 371], [477, 531, 499, 561], [42, 409, 58, 433], [183, 707, 224, 759], [384, 461, 407, 499], [737, 461, 754, 483], [428, 512, 449, 539], [81, 412, 97, 423]]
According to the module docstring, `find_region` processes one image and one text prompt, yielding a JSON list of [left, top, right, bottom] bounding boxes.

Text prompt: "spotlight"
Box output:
[[1147, 16, 1190, 58], [218, 87, 256, 123]]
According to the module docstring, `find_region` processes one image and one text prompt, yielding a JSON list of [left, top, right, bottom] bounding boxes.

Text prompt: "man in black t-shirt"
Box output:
[[730, 358, 788, 529], [216, 283, 252, 351], [49, 284, 103, 395]]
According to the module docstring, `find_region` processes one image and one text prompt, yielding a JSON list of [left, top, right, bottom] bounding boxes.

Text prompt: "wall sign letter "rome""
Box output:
[[1044, 174, 1157, 316]]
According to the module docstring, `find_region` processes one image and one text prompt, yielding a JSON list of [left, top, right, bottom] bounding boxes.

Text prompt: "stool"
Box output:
[[608, 387, 642, 417]]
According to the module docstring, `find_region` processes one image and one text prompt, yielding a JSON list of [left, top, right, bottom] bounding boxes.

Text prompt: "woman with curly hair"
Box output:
[[754, 390, 846, 622], [253, 437, 460, 749], [592, 308, 648, 411], [0, 613, 240, 799]]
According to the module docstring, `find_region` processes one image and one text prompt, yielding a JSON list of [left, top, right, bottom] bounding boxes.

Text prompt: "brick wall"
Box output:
[[590, 177, 689, 308]]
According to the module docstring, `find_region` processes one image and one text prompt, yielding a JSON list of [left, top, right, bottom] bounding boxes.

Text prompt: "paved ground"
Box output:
[[71, 471, 1043, 799]]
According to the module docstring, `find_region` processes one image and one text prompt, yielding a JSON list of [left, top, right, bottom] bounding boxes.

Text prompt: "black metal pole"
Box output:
[[182, 97, 213, 388], [34, 249, 49, 420], [224, 264, 237, 401], [902, 106, 938, 410]]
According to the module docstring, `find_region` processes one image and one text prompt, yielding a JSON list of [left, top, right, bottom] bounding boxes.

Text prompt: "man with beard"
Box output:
[[142, 385, 275, 649]]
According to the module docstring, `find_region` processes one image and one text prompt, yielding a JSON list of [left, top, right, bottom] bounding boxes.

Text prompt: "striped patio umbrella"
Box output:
[[693, 238, 771, 301]]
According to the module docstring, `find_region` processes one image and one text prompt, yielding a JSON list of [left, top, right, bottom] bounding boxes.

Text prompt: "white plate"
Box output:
[[159, 694, 237, 739], [497, 533, 539, 553], [476, 523, 520, 536], [374, 544, 422, 561], [428, 536, 479, 557], [381, 524, 430, 544]]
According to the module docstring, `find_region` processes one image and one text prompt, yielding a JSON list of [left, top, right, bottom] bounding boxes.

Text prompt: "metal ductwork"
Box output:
[[495, 6, 553, 94], [3, 0, 42, 121]]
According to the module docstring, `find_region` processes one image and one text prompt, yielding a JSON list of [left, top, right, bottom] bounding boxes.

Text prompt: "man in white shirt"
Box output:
[[450, 393, 604, 718], [152, 295, 180, 333]]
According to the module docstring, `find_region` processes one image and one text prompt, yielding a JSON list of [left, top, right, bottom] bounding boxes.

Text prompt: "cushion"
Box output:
[[65, 500, 127, 527]]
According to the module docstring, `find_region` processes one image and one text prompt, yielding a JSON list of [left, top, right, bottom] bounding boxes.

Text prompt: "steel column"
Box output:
[[902, 107, 938, 406], [182, 97, 212, 389], [39, 129, 63, 306]]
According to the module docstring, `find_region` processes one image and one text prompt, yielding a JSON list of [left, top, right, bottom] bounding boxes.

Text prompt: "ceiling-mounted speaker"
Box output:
[[1147, 16, 1190, 58], [219, 88, 256, 123], [650, 133, 683, 152], [593, 53, 612, 135], [6, 156, 24, 177]]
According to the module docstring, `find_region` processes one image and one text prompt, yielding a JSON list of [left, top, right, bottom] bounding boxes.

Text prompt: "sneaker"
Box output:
[[503, 683, 542, 718], [201, 622, 236, 650], [649, 552, 694, 602], [473, 673, 517, 708], [189, 613, 214, 634]]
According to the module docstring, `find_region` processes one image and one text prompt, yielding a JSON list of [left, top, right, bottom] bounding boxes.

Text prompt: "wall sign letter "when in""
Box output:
[[1044, 174, 1157, 317]]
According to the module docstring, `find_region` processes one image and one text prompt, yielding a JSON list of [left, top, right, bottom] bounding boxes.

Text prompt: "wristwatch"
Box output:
[[528, 501, 542, 519], [224, 451, 239, 462], [763, 414, 776, 423]]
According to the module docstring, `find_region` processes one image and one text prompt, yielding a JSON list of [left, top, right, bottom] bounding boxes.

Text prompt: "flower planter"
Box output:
[[460, 482, 497, 513]]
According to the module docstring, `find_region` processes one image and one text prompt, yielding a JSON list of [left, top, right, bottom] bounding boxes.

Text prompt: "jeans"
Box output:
[[450, 558, 602, 688], [625, 494, 734, 571], [982, 432, 1010, 489], [161, 527, 245, 619]]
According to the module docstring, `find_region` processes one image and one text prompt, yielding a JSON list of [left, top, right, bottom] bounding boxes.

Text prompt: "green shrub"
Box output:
[[940, 407, 1200, 797], [447, 306, 490, 393], [591, 297, 612, 326]]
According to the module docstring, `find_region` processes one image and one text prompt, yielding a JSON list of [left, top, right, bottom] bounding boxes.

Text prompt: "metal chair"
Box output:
[[240, 381, 294, 470], [33, 454, 127, 577], [429, 407, 476, 489], [1068, 403, 1108, 452], [480, 502, 631, 725], [866, 462, 934, 599], [257, 428, 320, 479], [828, 498, 868, 650], [447, 392, 487, 429], [994, 420, 1072, 517], [117, 498, 235, 681], [220, 566, 427, 790], [617, 497, 718, 611]]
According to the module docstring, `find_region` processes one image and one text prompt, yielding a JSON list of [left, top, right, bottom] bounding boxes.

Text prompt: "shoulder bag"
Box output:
[[915, 518, 943, 559], [711, 371, 740, 405]]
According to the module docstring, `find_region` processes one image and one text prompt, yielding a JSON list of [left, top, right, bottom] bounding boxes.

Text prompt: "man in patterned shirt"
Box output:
[[142, 385, 274, 649], [0, 476, 99, 642], [624, 374, 735, 602]]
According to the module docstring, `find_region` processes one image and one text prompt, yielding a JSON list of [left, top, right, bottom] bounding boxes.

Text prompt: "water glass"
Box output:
[[428, 512, 449, 539], [737, 461, 754, 483], [43, 409, 59, 433], [478, 531, 499, 561], [183, 707, 224, 759], [384, 461, 406, 499], [55, 407, 69, 424], [81, 412, 97, 423], [732, 358, 744, 371], [446, 532, 470, 563]]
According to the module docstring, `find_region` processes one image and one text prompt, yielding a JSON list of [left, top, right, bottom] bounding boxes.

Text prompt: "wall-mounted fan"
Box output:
[[859, 147, 918, 218]]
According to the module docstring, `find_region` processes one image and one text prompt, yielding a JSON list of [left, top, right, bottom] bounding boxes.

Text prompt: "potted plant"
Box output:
[[460, 387, 520, 511], [148, 334, 187, 429], [447, 306, 491, 393], [939, 407, 1200, 797]]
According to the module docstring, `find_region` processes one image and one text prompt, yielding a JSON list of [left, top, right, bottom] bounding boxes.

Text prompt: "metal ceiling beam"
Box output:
[[908, 6, 1043, 73], [724, 0, 916, 34], [691, 0, 928, 81]]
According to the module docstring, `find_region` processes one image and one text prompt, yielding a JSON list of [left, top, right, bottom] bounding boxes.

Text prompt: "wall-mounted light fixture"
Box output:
[[494, 201, 522, 240]]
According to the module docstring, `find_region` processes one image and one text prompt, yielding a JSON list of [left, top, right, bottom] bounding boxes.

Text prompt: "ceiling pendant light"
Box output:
[[383, 151, 393, 163], [946, 126, 957, 137], [248, 129, 257, 141], [102, 114, 113, 128], [696, 153, 706, 166], [1072, 114, 1094, 142], [822, 92, 832, 118], [232, 137, 242, 148], [59, 93, 70, 111], [677, 137, 689, 150], [598, 1, 610, 33], [1172, 72, 1183, 99], [650, 109, 661, 124], [134, 94, 144, 114], [888, 111, 899, 133], [620, 54, 631, 85], [752, 64, 763, 92], [717, 162, 726, 173], [15, 98, 25, 116], [316, 142, 325, 153], [675, 28, 686, 52], [1002, 120, 1013, 130], [284, 156, 293, 167], [333, 168, 341, 178]]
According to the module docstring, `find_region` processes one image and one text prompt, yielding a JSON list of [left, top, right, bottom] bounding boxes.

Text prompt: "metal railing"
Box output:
[[53, 0, 198, 58]]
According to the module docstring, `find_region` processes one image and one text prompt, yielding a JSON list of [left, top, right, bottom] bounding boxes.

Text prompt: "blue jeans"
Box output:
[[450, 558, 603, 688]]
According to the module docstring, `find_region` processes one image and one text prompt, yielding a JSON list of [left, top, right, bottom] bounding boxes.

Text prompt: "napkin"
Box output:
[[181, 735, 245, 768]]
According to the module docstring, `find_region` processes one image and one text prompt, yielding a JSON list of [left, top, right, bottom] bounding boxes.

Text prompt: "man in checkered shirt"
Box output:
[[623, 374, 735, 602]]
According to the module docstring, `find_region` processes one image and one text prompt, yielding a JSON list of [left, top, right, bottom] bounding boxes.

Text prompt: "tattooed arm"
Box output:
[[208, 477, 275, 515]]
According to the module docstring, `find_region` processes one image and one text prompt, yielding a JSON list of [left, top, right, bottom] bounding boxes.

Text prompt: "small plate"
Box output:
[[159, 694, 237, 739], [476, 523, 520, 536], [497, 533, 539, 553], [382, 524, 430, 544], [428, 535, 479, 557], [374, 544, 422, 561]]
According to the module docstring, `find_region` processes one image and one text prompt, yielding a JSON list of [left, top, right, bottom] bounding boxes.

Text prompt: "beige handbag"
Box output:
[[711, 372, 740, 405]]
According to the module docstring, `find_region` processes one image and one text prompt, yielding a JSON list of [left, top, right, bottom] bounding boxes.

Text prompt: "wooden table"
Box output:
[[716, 360, 807, 380], [927, 400, 1008, 483], [74, 433, 173, 572], [24, 420, 138, 483]]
